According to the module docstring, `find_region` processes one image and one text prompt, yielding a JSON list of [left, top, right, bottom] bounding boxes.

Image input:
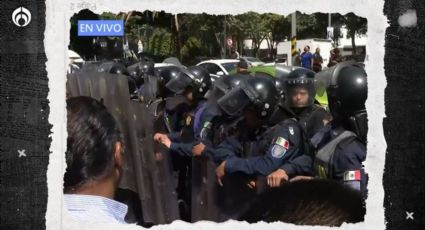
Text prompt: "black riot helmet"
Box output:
[[217, 75, 278, 119], [274, 77, 286, 106], [166, 65, 212, 99], [284, 68, 316, 108], [213, 74, 247, 96], [109, 63, 129, 75], [205, 74, 247, 116], [137, 60, 155, 77], [98, 62, 129, 76], [316, 62, 367, 140], [275, 65, 301, 80], [156, 65, 182, 98]]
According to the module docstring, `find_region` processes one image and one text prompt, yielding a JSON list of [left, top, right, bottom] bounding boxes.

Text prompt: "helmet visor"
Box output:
[[165, 72, 192, 94], [217, 87, 251, 116], [285, 83, 315, 108]]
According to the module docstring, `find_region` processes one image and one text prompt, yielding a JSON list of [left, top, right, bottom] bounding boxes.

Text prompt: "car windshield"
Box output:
[[221, 62, 238, 72]]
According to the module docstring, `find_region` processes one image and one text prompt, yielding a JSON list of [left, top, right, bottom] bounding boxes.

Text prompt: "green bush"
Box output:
[[181, 36, 203, 65], [146, 28, 174, 57]]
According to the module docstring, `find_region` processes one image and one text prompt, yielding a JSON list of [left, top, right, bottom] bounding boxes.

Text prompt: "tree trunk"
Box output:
[[351, 31, 357, 55], [172, 14, 181, 60]]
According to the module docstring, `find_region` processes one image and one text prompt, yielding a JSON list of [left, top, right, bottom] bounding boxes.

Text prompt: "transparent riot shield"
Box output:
[[65, 71, 179, 225]]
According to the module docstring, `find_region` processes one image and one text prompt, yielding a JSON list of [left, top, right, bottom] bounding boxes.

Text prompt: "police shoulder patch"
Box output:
[[343, 170, 361, 181], [275, 137, 290, 149], [271, 137, 290, 158], [271, 144, 287, 158]]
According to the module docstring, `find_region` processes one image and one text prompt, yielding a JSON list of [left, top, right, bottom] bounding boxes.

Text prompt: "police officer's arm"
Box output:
[[169, 141, 198, 157], [333, 142, 367, 193], [279, 153, 314, 178], [167, 131, 181, 142], [224, 126, 296, 176], [206, 136, 243, 165]]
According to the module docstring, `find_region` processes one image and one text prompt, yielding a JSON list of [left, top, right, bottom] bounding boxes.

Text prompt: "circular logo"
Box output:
[[12, 7, 31, 27]]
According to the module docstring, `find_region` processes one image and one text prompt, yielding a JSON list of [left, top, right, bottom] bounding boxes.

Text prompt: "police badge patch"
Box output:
[[200, 121, 212, 139], [271, 137, 290, 158], [289, 126, 294, 135]]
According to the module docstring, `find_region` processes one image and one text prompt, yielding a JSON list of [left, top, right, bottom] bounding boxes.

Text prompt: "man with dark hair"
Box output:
[[236, 59, 250, 75], [64, 96, 127, 224], [300, 45, 314, 70]]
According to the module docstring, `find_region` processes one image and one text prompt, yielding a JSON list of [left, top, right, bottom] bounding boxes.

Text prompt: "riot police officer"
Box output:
[[153, 66, 212, 221], [214, 75, 307, 180], [134, 60, 157, 103], [154, 66, 212, 156], [266, 68, 331, 187], [191, 74, 247, 154], [292, 62, 368, 198], [97, 61, 138, 98]]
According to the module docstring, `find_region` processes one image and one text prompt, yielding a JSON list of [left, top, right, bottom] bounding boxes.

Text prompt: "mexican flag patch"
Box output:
[[275, 137, 289, 149], [343, 170, 361, 181]]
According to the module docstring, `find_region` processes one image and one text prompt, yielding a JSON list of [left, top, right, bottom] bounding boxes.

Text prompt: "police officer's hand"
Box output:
[[267, 169, 289, 188], [216, 161, 226, 187], [154, 133, 171, 149], [192, 143, 206, 156], [154, 133, 164, 142], [289, 175, 314, 182]]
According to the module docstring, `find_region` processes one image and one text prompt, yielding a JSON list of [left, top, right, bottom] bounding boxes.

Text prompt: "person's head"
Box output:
[[304, 45, 310, 52], [98, 62, 129, 76], [284, 68, 316, 109], [237, 59, 249, 73], [64, 96, 123, 195], [316, 47, 321, 53], [290, 85, 310, 107], [334, 48, 340, 54], [273, 77, 286, 107], [156, 65, 182, 98], [205, 74, 247, 116], [166, 65, 212, 102], [137, 60, 155, 78], [319, 62, 367, 140], [218, 75, 278, 127]]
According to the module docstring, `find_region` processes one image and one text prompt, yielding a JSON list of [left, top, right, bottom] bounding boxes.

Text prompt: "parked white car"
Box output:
[[239, 56, 265, 67], [197, 59, 240, 77]]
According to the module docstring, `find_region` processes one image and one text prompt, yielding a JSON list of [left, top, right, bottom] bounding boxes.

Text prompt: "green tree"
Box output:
[[296, 12, 329, 39], [263, 13, 291, 58], [344, 13, 367, 55], [235, 12, 268, 57], [146, 28, 174, 59], [180, 36, 203, 65]]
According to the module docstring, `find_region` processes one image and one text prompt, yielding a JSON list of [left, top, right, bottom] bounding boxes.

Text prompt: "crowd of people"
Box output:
[[64, 57, 368, 226], [293, 45, 343, 72]]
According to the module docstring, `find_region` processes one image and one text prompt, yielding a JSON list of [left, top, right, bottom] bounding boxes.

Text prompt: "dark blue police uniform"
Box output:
[[310, 123, 367, 197]]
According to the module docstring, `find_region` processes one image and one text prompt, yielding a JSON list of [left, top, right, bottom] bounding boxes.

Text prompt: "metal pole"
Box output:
[[291, 12, 296, 38], [328, 13, 331, 27]]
